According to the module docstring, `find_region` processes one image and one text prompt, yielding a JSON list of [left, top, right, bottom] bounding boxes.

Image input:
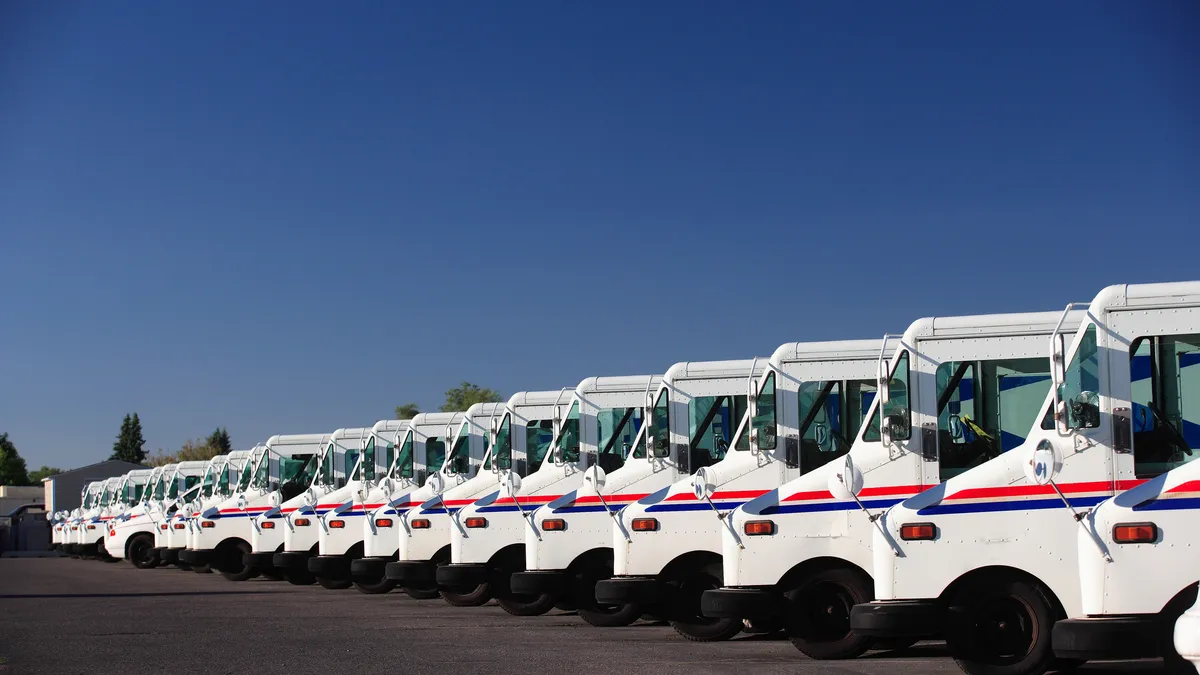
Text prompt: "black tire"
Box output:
[[258, 566, 284, 581], [218, 541, 257, 582], [491, 553, 556, 616], [317, 575, 353, 590], [573, 559, 643, 628], [353, 578, 397, 595], [667, 562, 743, 642], [440, 583, 493, 607], [284, 567, 316, 585], [128, 535, 157, 570], [192, 563, 212, 574], [945, 578, 1058, 675], [403, 583, 441, 600], [175, 562, 192, 571], [784, 567, 876, 659], [873, 637, 920, 652]]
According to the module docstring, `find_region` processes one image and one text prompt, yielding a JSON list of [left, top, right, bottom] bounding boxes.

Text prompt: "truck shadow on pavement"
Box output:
[[0, 590, 287, 599]]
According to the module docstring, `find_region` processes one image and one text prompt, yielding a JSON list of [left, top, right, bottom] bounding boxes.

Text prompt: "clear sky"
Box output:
[[2, 1, 1197, 469]]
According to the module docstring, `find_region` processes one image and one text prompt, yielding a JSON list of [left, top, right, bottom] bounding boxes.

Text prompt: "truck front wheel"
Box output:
[[667, 562, 743, 642], [945, 578, 1056, 675], [127, 535, 157, 570], [784, 567, 875, 659], [218, 541, 258, 582]]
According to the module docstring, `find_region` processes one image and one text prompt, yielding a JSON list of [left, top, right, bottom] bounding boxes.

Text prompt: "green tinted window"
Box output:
[[864, 351, 912, 442], [527, 419, 555, 468], [486, 415, 513, 470], [1059, 324, 1100, 430], [650, 389, 671, 458], [752, 372, 778, 450], [425, 436, 446, 472], [559, 403, 582, 465], [362, 437, 377, 482], [447, 423, 471, 474], [597, 407, 642, 471], [393, 432, 415, 479], [319, 444, 335, 485], [688, 395, 748, 470]]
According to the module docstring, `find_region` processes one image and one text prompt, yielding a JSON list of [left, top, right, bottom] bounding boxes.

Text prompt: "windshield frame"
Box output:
[[445, 421, 472, 474], [389, 430, 415, 479], [236, 452, 259, 492]]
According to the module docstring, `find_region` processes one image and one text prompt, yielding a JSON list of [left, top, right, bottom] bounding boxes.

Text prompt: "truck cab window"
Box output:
[[485, 415, 513, 471], [864, 351, 912, 442], [688, 395, 748, 471], [446, 423, 471, 475], [527, 419, 555, 469], [1131, 335, 1200, 478], [557, 403, 582, 466], [597, 407, 642, 472], [937, 357, 1051, 480], [425, 437, 446, 475], [752, 372, 777, 451], [393, 432, 415, 479]]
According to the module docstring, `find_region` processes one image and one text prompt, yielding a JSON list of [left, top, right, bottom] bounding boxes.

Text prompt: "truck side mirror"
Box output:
[[1025, 439, 1061, 485]]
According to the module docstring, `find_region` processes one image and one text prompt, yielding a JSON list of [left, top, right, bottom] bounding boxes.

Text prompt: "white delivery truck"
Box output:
[[75, 478, 122, 558], [534, 359, 765, 633], [179, 450, 255, 573], [57, 482, 99, 554], [97, 469, 155, 560], [351, 412, 461, 594], [164, 452, 248, 569], [461, 376, 659, 615], [607, 342, 887, 642], [307, 420, 410, 591], [105, 464, 175, 567], [147, 461, 209, 566], [265, 430, 366, 586], [184, 437, 327, 581], [849, 282, 1200, 675], [436, 389, 606, 614], [1047, 307, 1200, 668], [385, 402, 508, 602], [703, 312, 1079, 656]]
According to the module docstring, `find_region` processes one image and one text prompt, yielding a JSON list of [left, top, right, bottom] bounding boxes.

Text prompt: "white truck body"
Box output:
[[105, 465, 174, 565], [352, 412, 463, 591], [61, 482, 101, 554], [851, 282, 1200, 675], [146, 461, 209, 564], [385, 402, 506, 601], [98, 469, 155, 558], [541, 359, 766, 633]]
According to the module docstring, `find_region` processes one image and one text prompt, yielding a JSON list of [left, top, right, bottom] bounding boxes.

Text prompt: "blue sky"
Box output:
[[2, 2, 1197, 469]]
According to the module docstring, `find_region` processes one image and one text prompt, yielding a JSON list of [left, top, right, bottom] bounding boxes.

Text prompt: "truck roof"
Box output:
[[770, 339, 887, 365], [575, 375, 662, 394], [264, 434, 331, 449], [663, 358, 768, 382], [1092, 281, 1200, 312], [506, 389, 575, 408], [903, 310, 1088, 342]]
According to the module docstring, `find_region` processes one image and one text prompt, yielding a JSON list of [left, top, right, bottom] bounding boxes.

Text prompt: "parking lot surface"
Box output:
[[0, 558, 1169, 675]]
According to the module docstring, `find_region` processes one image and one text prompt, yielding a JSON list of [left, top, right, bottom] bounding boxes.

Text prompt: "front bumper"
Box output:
[[849, 600, 942, 638], [178, 549, 214, 566], [243, 551, 277, 571], [595, 576, 665, 605], [510, 570, 567, 596], [308, 555, 351, 580], [272, 551, 312, 570], [351, 557, 390, 580], [386, 560, 433, 583], [436, 563, 488, 589], [701, 587, 781, 620], [1053, 615, 1164, 661]]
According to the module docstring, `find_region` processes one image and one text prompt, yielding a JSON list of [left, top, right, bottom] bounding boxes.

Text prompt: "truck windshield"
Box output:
[[557, 403, 582, 466], [235, 455, 255, 492], [178, 483, 200, 506], [597, 406, 643, 471], [152, 475, 166, 501], [361, 437, 377, 482], [278, 453, 316, 501], [446, 422, 472, 475], [863, 351, 913, 443], [425, 435, 446, 475], [797, 378, 878, 472], [318, 444, 335, 485], [485, 415, 512, 471], [391, 431, 415, 479]]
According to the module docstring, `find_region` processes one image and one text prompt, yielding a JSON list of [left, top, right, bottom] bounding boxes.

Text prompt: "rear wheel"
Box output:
[[667, 562, 743, 642], [784, 567, 876, 659], [128, 535, 157, 570], [945, 578, 1057, 675]]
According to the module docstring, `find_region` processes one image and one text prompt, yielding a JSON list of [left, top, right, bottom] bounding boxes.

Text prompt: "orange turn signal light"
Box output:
[[261, 521, 275, 529], [173, 523, 186, 530], [541, 519, 566, 531], [900, 523, 936, 541], [160, 524, 168, 531], [1113, 522, 1158, 544], [200, 521, 215, 529], [329, 520, 345, 529], [465, 517, 487, 529], [375, 518, 394, 528], [411, 518, 431, 529], [743, 520, 775, 536], [87, 525, 96, 530], [294, 518, 311, 527], [631, 518, 659, 532]]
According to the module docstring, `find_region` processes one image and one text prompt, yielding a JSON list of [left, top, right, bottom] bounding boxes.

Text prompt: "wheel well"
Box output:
[[124, 532, 153, 558], [939, 566, 1067, 618], [1162, 581, 1199, 616], [777, 557, 871, 593], [344, 541, 364, 559], [660, 550, 722, 580], [487, 543, 526, 566], [567, 547, 614, 574], [432, 544, 451, 564]]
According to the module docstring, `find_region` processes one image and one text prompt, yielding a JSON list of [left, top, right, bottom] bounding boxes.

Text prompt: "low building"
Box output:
[[41, 459, 146, 513], [0, 486, 43, 516]]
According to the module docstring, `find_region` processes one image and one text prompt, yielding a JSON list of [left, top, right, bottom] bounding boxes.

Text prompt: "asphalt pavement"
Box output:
[[0, 558, 1169, 675]]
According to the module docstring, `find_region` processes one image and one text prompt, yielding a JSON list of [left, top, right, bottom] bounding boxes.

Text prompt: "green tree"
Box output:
[[28, 466, 63, 483], [111, 413, 148, 464], [206, 427, 232, 454], [395, 403, 421, 420], [0, 433, 31, 486], [440, 382, 503, 412]]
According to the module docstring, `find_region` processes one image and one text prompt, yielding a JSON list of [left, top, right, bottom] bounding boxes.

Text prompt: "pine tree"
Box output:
[[206, 427, 232, 454], [111, 413, 148, 464], [0, 433, 32, 485]]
